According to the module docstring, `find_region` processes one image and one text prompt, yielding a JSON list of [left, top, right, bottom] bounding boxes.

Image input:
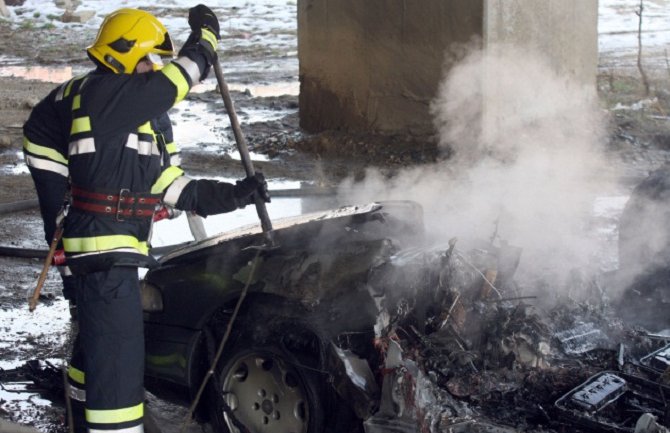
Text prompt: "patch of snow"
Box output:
[[599, 0, 670, 55], [0, 300, 70, 364], [612, 97, 660, 111]]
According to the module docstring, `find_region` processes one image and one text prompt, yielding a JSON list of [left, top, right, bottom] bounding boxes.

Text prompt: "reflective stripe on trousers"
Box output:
[[73, 267, 145, 433]]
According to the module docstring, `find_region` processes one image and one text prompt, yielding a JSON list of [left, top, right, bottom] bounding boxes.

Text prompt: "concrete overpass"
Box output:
[[298, 0, 598, 135]]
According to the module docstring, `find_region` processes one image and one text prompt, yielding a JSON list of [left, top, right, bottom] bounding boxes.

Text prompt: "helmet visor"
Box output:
[[153, 31, 174, 55]]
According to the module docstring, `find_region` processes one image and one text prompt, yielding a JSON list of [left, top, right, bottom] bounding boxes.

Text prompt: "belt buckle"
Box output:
[[116, 188, 130, 222]]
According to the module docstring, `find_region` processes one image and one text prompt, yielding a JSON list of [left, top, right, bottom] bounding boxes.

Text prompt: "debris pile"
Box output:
[[362, 238, 670, 432]]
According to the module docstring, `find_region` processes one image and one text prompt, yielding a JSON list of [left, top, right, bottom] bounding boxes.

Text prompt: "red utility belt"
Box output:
[[71, 185, 161, 220]]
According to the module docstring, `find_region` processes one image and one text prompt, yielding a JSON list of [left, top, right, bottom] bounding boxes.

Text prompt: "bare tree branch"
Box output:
[[637, 0, 651, 96]]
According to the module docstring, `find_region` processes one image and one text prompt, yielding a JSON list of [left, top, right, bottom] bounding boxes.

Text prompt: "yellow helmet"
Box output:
[[87, 8, 175, 74]]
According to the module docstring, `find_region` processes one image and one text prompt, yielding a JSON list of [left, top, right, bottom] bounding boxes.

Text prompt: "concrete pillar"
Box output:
[[480, 0, 598, 145], [0, 0, 9, 18], [298, 0, 598, 138], [484, 0, 598, 89], [298, 0, 483, 135]]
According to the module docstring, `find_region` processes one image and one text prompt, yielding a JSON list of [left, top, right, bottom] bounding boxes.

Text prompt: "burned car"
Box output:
[[139, 199, 670, 433], [140, 201, 424, 432]]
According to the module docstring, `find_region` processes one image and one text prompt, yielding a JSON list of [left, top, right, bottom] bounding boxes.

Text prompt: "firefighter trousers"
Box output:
[[66, 267, 145, 433]]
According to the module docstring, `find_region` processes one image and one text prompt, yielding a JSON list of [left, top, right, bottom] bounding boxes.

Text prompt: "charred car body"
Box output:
[[141, 201, 423, 432], [140, 200, 670, 433]]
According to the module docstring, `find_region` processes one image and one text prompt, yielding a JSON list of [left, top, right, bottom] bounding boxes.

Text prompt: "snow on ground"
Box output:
[[8, 0, 295, 34], [599, 0, 670, 69], [599, 0, 670, 53], [7, 0, 297, 59]]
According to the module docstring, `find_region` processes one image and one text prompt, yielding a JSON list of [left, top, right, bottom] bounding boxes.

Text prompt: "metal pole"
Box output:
[[212, 60, 274, 243]]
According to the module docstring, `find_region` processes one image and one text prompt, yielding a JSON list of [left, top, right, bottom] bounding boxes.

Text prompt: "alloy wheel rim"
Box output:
[[221, 352, 309, 433]]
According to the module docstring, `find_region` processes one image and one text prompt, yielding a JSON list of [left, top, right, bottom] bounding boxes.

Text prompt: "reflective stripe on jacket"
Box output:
[[23, 75, 88, 246], [24, 54, 206, 274]]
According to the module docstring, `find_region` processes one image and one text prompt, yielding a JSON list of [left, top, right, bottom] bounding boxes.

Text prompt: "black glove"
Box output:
[[178, 31, 215, 78], [188, 4, 221, 40], [233, 172, 271, 207]]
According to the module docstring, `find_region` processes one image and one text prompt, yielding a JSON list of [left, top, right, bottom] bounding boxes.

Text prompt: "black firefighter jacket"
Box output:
[[23, 42, 242, 274]]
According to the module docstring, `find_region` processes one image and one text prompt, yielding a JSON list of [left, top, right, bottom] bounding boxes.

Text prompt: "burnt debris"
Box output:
[[355, 235, 670, 433]]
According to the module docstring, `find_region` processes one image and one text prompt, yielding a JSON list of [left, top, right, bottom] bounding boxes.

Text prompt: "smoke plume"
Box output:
[[339, 44, 612, 290]]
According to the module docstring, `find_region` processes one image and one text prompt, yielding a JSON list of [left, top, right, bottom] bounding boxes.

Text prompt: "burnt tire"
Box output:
[[206, 300, 326, 433]]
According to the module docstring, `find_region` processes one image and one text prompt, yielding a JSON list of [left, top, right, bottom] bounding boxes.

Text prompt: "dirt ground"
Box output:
[[2, 6, 670, 433]]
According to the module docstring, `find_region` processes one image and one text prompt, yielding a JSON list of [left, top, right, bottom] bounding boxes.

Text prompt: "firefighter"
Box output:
[[22, 5, 269, 433]]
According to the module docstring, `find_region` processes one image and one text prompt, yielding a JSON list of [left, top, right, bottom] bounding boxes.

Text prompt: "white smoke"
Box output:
[[339, 44, 612, 286]]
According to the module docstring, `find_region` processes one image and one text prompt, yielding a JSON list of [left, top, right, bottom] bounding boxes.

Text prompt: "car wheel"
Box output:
[[205, 302, 326, 433], [212, 347, 322, 433]]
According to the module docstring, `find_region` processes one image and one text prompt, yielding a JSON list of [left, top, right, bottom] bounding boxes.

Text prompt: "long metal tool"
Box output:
[[213, 59, 274, 243], [179, 59, 277, 433]]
